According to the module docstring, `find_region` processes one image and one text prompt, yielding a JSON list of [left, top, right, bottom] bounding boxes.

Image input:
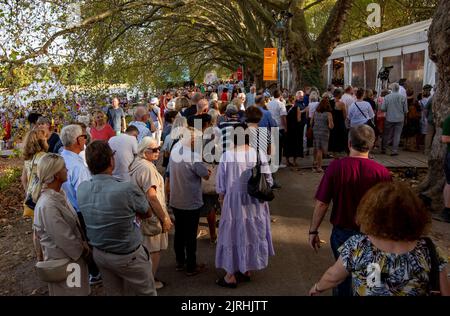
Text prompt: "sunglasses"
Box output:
[[146, 146, 161, 153]]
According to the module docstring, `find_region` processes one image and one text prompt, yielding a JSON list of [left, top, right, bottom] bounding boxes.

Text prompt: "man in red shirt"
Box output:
[[309, 125, 392, 296]]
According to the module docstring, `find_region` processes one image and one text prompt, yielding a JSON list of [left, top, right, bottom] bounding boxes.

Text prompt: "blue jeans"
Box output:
[[330, 226, 360, 296]]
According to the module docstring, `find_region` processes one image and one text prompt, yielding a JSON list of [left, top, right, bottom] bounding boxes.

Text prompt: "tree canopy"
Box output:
[[0, 0, 438, 94]]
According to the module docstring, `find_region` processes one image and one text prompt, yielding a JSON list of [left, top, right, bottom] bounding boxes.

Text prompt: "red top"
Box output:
[[159, 95, 166, 117], [90, 124, 116, 141], [3, 120, 11, 140], [315, 157, 392, 231], [221, 92, 229, 102]]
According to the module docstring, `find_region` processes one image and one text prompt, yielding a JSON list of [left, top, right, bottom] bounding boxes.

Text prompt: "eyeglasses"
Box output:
[[146, 146, 161, 153], [77, 134, 88, 140]]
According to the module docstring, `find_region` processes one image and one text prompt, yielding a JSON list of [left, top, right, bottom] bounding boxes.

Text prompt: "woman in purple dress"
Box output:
[[215, 124, 275, 288]]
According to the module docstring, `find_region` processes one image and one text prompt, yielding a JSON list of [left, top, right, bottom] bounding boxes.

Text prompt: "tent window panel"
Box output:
[[332, 58, 344, 86], [403, 50, 424, 96], [365, 59, 377, 91], [351, 61, 364, 88], [383, 56, 401, 83]]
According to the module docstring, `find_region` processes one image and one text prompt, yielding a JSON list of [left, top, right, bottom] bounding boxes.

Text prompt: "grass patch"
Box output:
[[0, 167, 22, 191]]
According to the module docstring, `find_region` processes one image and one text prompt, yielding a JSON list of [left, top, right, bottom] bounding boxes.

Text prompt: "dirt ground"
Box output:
[[0, 157, 449, 296]]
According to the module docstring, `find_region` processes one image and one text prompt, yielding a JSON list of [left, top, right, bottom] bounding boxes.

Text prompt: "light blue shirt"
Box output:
[[245, 92, 256, 108], [348, 101, 375, 127], [381, 92, 408, 123], [61, 149, 91, 212], [77, 174, 149, 254], [129, 121, 152, 143]]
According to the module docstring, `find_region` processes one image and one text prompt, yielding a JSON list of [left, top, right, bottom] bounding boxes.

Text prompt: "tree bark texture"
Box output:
[[419, 0, 450, 209], [285, 0, 354, 91]]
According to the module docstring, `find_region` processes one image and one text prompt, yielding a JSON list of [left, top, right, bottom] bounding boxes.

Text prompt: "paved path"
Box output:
[[157, 169, 335, 296]]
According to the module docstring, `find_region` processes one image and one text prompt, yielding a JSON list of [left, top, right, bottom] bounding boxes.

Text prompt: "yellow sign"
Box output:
[[264, 48, 277, 81]]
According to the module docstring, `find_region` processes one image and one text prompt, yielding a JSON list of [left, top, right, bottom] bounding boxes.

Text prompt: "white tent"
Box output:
[[16, 80, 67, 107], [325, 19, 435, 93], [281, 19, 436, 93]]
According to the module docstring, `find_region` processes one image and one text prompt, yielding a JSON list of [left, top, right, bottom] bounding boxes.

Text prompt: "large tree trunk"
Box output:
[[285, 0, 353, 91], [288, 53, 325, 92], [418, 0, 450, 210]]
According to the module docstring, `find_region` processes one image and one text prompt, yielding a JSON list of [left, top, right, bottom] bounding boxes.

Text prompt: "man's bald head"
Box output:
[[196, 99, 209, 114], [134, 106, 148, 121]]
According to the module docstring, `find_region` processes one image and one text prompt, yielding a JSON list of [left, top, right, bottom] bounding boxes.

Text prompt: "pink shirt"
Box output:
[[90, 124, 116, 141]]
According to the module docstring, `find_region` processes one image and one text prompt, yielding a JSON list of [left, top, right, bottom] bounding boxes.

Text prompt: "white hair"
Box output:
[[137, 136, 158, 158], [134, 106, 147, 120], [238, 93, 246, 99], [390, 83, 400, 92], [60, 125, 82, 147], [208, 109, 220, 125], [33, 153, 65, 202]]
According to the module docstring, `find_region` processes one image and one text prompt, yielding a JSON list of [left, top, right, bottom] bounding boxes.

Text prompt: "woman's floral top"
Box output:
[[339, 235, 447, 296]]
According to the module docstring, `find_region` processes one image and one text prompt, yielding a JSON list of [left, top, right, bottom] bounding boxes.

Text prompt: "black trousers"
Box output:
[[77, 212, 100, 277], [172, 208, 201, 272]]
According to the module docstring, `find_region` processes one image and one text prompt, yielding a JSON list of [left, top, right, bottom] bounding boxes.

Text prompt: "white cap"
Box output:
[[150, 97, 159, 105]]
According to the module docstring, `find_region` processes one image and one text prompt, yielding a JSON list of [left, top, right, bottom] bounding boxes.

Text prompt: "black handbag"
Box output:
[[354, 102, 379, 134], [248, 149, 274, 202]]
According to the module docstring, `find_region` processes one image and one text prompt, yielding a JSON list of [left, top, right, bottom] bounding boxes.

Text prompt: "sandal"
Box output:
[[236, 272, 251, 282], [216, 276, 237, 289]]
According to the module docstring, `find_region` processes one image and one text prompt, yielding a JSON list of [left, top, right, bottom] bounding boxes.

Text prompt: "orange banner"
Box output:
[[263, 48, 277, 81]]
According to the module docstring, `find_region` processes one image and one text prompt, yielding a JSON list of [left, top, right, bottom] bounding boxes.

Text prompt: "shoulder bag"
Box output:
[[35, 258, 71, 283], [202, 163, 217, 195], [24, 154, 40, 211], [141, 214, 162, 237], [354, 102, 378, 134], [247, 142, 274, 202]]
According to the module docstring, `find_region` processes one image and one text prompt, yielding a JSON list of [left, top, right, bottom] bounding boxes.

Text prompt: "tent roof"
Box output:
[[329, 19, 432, 60]]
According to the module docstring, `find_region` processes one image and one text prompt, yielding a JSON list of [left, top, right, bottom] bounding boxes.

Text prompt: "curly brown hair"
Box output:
[[356, 182, 431, 241], [22, 129, 49, 160]]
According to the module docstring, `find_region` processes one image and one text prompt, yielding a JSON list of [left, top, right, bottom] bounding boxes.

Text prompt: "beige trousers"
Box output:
[[93, 245, 156, 296]]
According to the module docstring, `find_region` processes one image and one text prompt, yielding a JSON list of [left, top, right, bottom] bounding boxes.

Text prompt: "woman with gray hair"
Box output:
[[33, 153, 90, 296], [129, 137, 173, 290]]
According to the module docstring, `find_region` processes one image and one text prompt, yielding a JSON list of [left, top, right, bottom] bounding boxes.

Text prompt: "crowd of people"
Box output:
[[13, 78, 449, 296]]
